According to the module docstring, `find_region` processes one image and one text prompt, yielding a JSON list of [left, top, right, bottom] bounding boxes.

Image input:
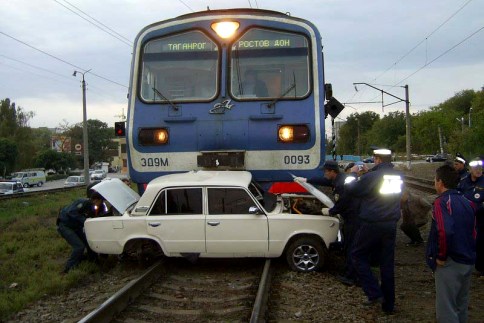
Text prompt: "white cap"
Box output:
[[469, 160, 483, 167], [373, 148, 392, 156]]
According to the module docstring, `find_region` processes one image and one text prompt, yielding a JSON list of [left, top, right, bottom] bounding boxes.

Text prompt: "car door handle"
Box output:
[[207, 221, 220, 226], [148, 222, 161, 227]]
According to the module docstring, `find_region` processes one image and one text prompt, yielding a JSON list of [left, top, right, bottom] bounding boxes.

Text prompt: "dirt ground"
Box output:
[[7, 162, 484, 322]]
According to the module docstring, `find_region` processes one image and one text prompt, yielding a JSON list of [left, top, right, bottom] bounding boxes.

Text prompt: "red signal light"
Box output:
[[114, 122, 126, 137]]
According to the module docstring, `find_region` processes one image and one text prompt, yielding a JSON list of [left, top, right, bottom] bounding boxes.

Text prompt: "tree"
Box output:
[[336, 111, 379, 155], [66, 119, 116, 166], [0, 98, 36, 170], [365, 111, 406, 153], [0, 139, 18, 177], [34, 149, 76, 173]]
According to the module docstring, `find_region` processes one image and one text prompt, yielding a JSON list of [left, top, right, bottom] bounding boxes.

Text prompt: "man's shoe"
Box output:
[[336, 275, 356, 286], [362, 297, 383, 306]]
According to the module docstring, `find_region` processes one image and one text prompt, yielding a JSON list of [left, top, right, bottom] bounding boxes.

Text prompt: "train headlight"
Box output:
[[278, 125, 310, 143], [138, 128, 169, 145], [211, 21, 239, 39]]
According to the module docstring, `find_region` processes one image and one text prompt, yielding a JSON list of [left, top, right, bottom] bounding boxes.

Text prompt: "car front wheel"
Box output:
[[23, 183, 29, 188], [285, 236, 326, 272]]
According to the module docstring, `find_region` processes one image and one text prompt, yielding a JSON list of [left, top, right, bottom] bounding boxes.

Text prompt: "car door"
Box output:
[[205, 187, 269, 254], [146, 187, 206, 253]]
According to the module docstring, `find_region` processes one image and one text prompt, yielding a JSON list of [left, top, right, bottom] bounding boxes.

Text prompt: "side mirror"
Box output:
[[249, 206, 261, 215]]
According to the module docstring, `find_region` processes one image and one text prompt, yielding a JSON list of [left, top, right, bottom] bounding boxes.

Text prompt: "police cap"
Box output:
[[320, 160, 339, 172], [454, 153, 466, 165]]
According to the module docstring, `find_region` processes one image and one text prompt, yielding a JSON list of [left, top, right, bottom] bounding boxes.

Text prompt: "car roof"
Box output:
[[148, 170, 252, 189]]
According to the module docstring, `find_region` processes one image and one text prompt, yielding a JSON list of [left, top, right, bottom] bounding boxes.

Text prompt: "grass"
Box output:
[[0, 188, 100, 320]]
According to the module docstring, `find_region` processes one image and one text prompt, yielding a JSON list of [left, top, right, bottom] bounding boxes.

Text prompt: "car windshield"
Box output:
[[249, 181, 277, 212], [0, 183, 12, 190]]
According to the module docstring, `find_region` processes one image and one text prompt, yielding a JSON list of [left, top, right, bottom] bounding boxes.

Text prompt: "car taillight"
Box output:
[[278, 125, 309, 143], [138, 128, 169, 145]]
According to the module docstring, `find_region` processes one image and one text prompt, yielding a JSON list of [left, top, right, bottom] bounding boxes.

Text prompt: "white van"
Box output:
[[12, 171, 47, 188]]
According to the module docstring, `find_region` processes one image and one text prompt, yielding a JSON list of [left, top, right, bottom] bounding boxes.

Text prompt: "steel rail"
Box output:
[[0, 186, 82, 201], [78, 261, 164, 323], [250, 259, 272, 323]]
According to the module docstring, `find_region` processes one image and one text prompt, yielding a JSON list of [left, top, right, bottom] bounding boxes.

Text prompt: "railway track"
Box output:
[[0, 185, 82, 201], [403, 175, 435, 193], [79, 258, 272, 323]]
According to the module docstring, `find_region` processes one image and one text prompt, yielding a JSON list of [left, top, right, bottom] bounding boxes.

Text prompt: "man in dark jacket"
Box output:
[[426, 164, 476, 323], [453, 153, 468, 182], [57, 192, 104, 273], [318, 160, 361, 286], [345, 148, 403, 314], [458, 158, 484, 278]]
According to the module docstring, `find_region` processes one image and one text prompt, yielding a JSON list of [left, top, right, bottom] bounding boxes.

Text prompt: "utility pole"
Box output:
[[73, 70, 91, 186], [353, 82, 412, 169], [469, 107, 472, 128]]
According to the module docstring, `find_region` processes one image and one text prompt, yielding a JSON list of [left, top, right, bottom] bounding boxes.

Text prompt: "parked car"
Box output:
[[46, 169, 56, 175], [85, 171, 340, 272], [12, 170, 46, 188], [64, 176, 85, 187], [90, 170, 106, 181], [362, 157, 374, 163], [0, 181, 24, 195], [426, 154, 448, 163]]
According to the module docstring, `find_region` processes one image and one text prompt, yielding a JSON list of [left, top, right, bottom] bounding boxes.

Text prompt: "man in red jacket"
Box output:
[[426, 164, 476, 322]]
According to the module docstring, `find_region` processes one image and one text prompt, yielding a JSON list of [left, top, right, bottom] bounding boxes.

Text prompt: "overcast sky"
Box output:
[[1, 0, 483, 133]]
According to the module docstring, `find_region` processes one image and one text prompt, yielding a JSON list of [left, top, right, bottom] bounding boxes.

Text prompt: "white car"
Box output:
[[64, 175, 85, 187], [0, 181, 24, 195], [90, 170, 106, 181], [85, 171, 340, 272]]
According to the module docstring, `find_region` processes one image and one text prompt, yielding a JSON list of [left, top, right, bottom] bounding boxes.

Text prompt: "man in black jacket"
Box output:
[[57, 192, 104, 273]]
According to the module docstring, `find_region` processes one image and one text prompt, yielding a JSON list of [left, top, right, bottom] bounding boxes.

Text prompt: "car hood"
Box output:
[[91, 178, 140, 214]]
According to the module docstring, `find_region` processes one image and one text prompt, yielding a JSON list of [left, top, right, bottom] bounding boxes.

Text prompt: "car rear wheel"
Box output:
[[37, 182, 43, 187], [285, 236, 326, 272], [23, 183, 29, 188]]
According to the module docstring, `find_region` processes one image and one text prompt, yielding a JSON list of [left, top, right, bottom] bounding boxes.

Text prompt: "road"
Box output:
[[25, 173, 128, 192]]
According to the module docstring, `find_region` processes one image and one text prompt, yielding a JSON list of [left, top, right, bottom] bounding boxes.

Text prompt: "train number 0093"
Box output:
[[140, 157, 169, 167], [283, 155, 310, 165]]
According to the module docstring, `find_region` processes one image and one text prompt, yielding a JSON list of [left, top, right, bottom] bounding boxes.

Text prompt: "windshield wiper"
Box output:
[[268, 82, 296, 108], [152, 87, 178, 111]]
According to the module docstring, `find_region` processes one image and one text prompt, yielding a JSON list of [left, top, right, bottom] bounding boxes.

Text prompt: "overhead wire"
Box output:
[[177, 0, 195, 12], [393, 25, 484, 86], [0, 31, 128, 88], [353, 0, 476, 110], [56, 0, 131, 44], [52, 0, 131, 47], [371, 0, 473, 83]]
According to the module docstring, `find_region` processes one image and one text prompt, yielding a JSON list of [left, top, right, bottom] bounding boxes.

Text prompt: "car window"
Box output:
[[207, 188, 255, 214], [149, 188, 202, 215]]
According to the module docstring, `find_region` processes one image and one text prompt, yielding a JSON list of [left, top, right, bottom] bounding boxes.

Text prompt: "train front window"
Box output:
[[231, 28, 310, 100], [140, 31, 219, 102]]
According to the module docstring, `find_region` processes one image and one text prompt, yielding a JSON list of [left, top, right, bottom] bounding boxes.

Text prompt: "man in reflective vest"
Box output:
[[345, 148, 403, 314]]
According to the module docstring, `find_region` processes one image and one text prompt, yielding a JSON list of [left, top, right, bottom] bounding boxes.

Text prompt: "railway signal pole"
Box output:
[[353, 83, 411, 170]]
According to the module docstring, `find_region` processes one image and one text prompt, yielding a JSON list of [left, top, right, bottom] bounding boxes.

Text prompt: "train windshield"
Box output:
[[140, 31, 219, 102], [231, 28, 310, 100]]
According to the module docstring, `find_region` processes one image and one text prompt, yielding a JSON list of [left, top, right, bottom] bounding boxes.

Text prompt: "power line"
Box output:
[[53, 0, 131, 47], [59, 0, 131, 43], [177, 0, 194, 12], [372, 0, 473, 83], [393, 25, 484, 86], [248, 0, 253, 8], [0, 31, 128, 88]]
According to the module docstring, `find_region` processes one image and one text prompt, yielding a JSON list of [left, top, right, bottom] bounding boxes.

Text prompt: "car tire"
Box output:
[[285, 236, 327, 272], [37, 182, 43, 187], [23, 183, 29, 188]]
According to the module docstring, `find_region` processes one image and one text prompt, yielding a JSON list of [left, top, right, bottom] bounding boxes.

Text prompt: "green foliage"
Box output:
[[67, 119, 116, 165], [0, 98, 36, 170], [0, 138, 18, 177], [336, 111, 379, 155], [335, 88, 483, 157], [0, 188, 97, 320], [34, 150, 77, 173]]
